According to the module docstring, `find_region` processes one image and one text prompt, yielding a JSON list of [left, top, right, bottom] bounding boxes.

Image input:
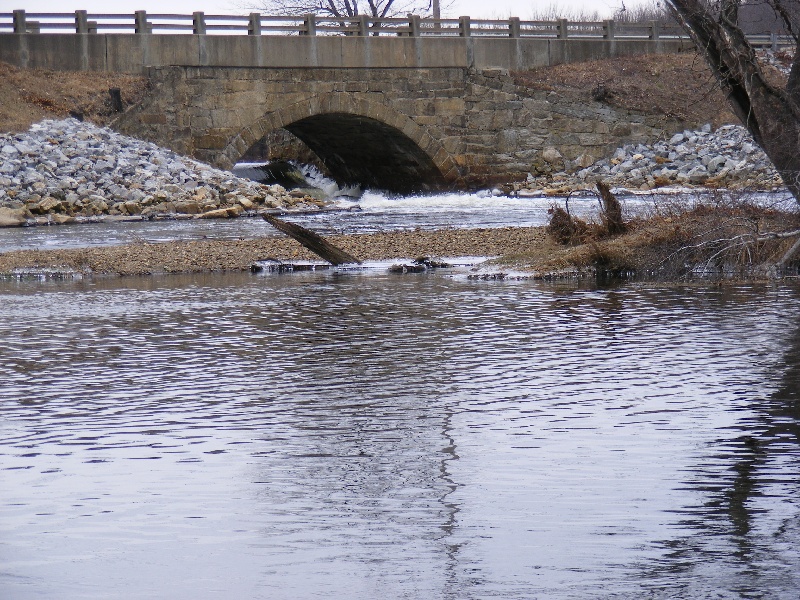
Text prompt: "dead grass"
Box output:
[[0, 62, 147, 133], [497, 194, 800, 280], [513, 50, 738, 129]]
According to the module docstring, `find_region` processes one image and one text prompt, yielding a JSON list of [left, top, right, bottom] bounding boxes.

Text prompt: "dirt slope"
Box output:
[[513, 50, 739, 128], [0, 62, 147, 133]]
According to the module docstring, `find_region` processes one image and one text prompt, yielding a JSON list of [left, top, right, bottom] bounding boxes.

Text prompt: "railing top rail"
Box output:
[[24, 12, 76, 18], [0, 11, 746, 40]]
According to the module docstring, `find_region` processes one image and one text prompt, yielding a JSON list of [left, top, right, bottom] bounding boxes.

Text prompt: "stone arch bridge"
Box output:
[[1, 17, 691, 191], [116, 64, 677, 192]]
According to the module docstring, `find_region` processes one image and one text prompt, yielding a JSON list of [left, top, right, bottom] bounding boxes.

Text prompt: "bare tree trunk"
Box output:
[[665, 0, 800, 203]]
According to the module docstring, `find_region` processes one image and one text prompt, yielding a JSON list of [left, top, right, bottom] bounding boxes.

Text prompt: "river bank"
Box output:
[[1, 116, 785, 228]]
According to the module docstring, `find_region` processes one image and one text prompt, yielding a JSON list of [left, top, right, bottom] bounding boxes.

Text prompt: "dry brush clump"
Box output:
[[535, 187, 800, 280], [642, 196, 800, 279], [546, 182, 627, 245]]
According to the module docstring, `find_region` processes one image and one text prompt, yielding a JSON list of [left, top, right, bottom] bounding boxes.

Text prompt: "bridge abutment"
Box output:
[[114, 65, 681, 191]]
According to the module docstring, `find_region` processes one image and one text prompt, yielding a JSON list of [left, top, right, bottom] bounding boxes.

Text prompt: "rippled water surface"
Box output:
[[2, 272, 799, 599]]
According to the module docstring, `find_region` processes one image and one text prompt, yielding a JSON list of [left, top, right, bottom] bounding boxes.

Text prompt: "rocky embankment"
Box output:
[[0, 119, 324, 228], [514, 124, 783, 195], [0, 117, 787, 230]]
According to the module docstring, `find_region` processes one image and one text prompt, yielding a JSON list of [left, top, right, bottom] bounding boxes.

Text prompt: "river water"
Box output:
[[2, 271, 800, 599], [1, 191, 800, 599], [1, 188, 779, 253]]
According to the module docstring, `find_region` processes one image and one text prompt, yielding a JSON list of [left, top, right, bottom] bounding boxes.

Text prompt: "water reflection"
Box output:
[[0, 275, 799, 599], [636, 286, 800, 598]]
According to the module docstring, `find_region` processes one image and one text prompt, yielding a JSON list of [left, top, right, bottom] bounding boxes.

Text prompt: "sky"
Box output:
[[7, 0, 653, 21]]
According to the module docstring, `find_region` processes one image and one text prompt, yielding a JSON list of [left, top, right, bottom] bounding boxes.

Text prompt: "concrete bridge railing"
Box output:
[[3, 11, 689, 39], [2, 10, 793, 47], [0, 12, 701, 73], [1, 11, 791, 73]]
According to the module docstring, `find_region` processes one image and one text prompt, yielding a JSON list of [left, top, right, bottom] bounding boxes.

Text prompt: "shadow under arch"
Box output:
[[223, 93, 460, 194]]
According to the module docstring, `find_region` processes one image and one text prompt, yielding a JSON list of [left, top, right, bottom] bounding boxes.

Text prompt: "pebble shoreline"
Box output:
[[0, 227, 549, 277]]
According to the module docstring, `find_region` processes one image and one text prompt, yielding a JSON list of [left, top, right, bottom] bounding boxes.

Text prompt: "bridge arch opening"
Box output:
[[281, 113, 446, 194], [227, 94, 459, 194]]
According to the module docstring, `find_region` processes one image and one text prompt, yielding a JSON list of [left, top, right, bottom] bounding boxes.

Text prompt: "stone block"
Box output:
[[594, 121, 611, 134], [194, 134, 229, 150], [34, 196, 63, 214], [441, 137, 463, 154], [175, 201, 202, 214], [410, 115, 438, 127], [0, 207, 28, 227], [233, 135, 249, 156], [196, 207, 238, 219], [496, 130, 519, 154], [453, 154, 470, 168], [189, 112, 213, 132], [140, 113, 167, 125], [470, 112, 507, 132], [225, 79, 255, 92], [434, 98, 466, 115], [490, 112, 514, 130], [611, 122, 632, 137], [577, 133, 607, 146]]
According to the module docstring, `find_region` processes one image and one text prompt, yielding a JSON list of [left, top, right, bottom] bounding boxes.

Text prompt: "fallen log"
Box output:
[[261, 213, 361, 265]]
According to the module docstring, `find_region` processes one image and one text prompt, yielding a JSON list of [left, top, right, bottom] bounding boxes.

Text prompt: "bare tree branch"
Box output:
[[247, 0, 434, 19]]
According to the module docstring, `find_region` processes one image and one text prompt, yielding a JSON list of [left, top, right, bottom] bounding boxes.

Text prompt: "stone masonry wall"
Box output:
[[114, 66, 681, 190]]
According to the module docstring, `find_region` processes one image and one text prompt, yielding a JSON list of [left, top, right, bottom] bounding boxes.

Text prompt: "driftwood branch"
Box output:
[[664, 227, 800, 271], [756, 228, 800, 241], [261, 214, 361, 265]]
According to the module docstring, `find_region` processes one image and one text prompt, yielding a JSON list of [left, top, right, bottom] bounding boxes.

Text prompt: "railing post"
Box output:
[[509, 17, 520, 39], [459, 15, 471, 37], [248, 13, 261, 35], [135, 11, 150, 34], [75, 10, 88, 33], [193, 12, 206, 35], [557, 18, 568, 40], [604, 19, 615, 40], [358, 14, 369, 36], [649, 20, 659, 40], [302, 13, 317, 36], [12, 10, 26, 34], [771, 32, 778, 51], [408, 14, 420, 37]]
